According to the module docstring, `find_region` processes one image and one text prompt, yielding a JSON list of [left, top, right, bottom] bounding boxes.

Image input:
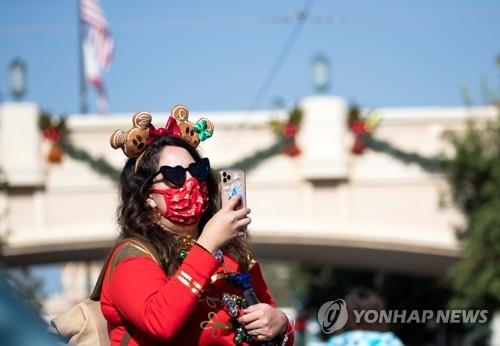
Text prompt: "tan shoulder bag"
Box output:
[[49, 238, 157, 346]]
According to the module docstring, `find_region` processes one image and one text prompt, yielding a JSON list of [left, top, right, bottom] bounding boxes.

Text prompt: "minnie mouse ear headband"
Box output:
[[109, 104, 214, 171]]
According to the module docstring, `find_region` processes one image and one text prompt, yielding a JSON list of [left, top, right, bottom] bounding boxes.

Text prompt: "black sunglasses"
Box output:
[[151, 157, 210, 188]]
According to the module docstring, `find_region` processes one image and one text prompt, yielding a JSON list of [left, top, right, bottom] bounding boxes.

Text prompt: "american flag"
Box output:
[[80, 0, 114, 113]]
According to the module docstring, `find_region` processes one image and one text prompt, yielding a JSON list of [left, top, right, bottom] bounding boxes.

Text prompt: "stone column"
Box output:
[[296, 95, 348, 180]]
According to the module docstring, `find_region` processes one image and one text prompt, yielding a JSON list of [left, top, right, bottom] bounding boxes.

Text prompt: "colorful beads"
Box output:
[[215, 249, 223, 263], [233, 324, 253, 345], [177, 234, 194, 251], [173, 235, 255, 346], [222, 293, 244, 318], [178, 250, 188, 261], [175, 234, 224, 264], [226, 272, 251, 290], [221, 293, 253, 345]]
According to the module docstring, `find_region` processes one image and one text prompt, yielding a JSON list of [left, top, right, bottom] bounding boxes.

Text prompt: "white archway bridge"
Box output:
[[1, 97, 495, 276]]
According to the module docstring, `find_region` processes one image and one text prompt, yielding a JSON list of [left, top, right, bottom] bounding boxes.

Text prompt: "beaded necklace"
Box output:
[[175, 234, 254, 345]]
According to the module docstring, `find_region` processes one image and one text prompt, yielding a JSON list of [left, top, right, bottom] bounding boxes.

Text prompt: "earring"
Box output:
[[150, 207, 161, 225]]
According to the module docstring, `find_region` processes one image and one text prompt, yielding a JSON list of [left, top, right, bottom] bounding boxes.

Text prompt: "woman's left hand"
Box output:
[[237, 303, 288, 341]]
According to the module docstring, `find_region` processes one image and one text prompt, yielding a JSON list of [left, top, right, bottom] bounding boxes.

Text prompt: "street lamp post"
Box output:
[[9, 58, 27, 101], [312, 53, 329, 94]]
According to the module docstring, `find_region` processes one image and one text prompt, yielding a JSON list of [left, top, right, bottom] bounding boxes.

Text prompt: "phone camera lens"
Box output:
[[227, 175, 231, 180], [223, 178, 227, 183], [222, 172, 227, 177]]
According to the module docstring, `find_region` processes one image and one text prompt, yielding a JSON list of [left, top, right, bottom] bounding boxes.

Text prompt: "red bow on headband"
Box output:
[[147, 116, 180, 144]]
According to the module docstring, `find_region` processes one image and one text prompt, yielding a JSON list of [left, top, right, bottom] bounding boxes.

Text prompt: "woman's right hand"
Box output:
[[197, 194, 251, 254]]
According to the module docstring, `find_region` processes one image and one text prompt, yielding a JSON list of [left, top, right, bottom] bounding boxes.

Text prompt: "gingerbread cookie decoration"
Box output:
[[110, 111, 152, 158], [110, 105, 214, 159], [170, 104, 214, 148]]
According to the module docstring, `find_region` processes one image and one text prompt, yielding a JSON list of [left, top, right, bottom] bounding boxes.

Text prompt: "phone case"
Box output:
[[218, 168, 247, 211]]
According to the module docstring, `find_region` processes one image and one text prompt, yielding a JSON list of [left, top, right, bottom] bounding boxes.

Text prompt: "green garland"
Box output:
[[43, 105, 454, 181], [348, 104, 448, 173], [227, 136, 291, 171], [60, 136, 292, 182], [59, 140, 121, 181], [360, 134, 448, 173]]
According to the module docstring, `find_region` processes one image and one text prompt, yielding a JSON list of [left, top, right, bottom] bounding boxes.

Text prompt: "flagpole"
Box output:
[[78, 0, 88, 114]]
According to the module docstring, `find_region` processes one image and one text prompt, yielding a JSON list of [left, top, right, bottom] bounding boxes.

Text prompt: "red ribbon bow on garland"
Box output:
[[349, 110, 380, 155]]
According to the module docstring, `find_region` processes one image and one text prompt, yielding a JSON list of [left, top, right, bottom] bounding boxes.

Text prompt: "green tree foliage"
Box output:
[[444, 105, 500, 312]]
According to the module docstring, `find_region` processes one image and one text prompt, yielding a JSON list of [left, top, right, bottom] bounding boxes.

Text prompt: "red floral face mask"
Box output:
[[149, 177, 209, 225]]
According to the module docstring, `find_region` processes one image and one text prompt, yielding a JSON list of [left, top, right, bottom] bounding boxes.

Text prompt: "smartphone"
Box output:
[[218, 168, 247, 211]]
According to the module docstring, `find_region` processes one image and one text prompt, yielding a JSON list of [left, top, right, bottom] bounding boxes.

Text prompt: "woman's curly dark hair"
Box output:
[[116, 135, 252, 276]]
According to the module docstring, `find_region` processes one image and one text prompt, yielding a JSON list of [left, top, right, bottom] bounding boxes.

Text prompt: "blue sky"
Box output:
[[1, 0, 499, 115]]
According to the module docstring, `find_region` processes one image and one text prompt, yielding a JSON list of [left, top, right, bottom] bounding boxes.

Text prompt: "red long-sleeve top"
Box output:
[[100, 241, 295, 346]]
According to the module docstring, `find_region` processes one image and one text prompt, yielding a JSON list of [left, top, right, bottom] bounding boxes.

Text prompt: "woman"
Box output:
[[100, 105, 294, 345]]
